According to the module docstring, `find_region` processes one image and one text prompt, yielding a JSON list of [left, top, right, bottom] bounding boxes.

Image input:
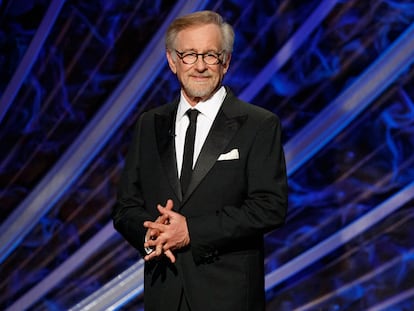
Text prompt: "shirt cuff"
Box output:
[[144, 232, 154, 254]]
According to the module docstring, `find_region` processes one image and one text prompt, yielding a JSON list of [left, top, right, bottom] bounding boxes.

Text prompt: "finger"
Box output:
[[158, 199, 173, 210], [164, 250, 176, 263], [157, 206, 176, 218], [162, 239, 178, 252], [149, 228, 159, 238], [144, 235, 163, 248], [158, 207, 173, 221], [165, 199, 174, 210], [156, 213, 170, 225], [144, 221, 164, 231], [154, 215, 165, 224], [144, 239, 155, 249], [145, 228, 153, 241], [144, 250, 161, 262], [144, 248, 158, 261], [155, 243, 163, 256]]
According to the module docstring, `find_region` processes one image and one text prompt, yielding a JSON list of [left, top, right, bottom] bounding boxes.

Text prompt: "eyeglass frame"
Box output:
[[174, 50, 225, 65]]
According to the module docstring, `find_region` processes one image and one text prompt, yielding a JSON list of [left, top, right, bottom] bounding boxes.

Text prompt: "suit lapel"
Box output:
[[182, 97, 247, 203], [155, 102, 183, 201]]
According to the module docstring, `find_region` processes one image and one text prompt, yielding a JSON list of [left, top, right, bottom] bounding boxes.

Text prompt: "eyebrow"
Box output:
[[178, 49, 221, 54]]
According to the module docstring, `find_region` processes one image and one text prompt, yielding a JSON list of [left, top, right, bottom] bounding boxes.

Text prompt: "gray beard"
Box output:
[[184, 84, 219, 102]]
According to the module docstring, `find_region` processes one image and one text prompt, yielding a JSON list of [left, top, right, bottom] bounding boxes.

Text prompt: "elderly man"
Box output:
[[113, 10, 288, 311]]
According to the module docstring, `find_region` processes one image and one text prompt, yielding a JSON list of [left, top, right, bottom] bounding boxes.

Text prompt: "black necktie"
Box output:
[[180, 109, 199, 195]]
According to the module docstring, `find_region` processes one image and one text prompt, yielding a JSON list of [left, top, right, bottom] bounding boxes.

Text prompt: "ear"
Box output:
[[222, 53, 232, 74], [166, 50, 177, 74]]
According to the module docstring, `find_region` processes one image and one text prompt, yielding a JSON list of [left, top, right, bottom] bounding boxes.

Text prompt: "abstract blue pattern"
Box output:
[[1, 0, 414, 310]]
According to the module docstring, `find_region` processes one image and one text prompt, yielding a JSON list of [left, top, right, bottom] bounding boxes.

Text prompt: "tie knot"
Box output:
[[186, 109, 199, 123]]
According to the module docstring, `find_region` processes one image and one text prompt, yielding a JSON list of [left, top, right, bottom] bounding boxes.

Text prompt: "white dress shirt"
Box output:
[[175, 86, 226, 176], [145, 87, 226, 255]]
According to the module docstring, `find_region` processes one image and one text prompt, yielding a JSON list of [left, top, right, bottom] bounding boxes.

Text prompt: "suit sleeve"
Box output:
[[187, 113, 288, 263], [112, 115, 152, 257]]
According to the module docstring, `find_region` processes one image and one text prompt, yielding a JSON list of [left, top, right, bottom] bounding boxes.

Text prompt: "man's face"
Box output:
[[166, 23, 231, 106]]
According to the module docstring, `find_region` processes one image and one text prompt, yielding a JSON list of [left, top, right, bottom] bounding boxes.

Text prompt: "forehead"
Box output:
[[175, 23, 223, 51]]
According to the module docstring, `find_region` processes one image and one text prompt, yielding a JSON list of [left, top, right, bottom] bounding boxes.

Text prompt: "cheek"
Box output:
[[176, 65, 191, 77], [210, 66, 225, 78], [176, 71, 187, 83]]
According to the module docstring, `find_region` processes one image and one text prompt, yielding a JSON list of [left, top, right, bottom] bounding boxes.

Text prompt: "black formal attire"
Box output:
[[113, 88, 288, 311]]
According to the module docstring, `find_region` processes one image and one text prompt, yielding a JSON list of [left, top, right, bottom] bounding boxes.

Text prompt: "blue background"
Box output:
[[1, 0, 414, 310]]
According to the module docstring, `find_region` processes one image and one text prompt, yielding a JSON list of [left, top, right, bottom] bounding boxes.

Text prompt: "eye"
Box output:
[[182, 53, 197, 61], [183, 52, 197, 57]]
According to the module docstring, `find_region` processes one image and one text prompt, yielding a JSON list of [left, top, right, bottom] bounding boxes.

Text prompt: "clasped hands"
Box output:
[[143, 199, 190, 263]]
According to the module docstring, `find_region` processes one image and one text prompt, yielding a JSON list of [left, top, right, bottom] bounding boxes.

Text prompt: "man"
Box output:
[[113, 10, 288, 311]]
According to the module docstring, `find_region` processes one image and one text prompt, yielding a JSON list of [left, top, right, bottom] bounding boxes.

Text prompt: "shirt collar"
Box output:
[[177, 86, 227, 122]]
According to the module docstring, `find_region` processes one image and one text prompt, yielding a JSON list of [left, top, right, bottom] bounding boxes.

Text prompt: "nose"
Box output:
[[193, 56, 208, 71]]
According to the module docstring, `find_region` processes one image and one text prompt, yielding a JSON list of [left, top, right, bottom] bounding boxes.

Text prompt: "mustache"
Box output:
[[190, 73, 211, 78]]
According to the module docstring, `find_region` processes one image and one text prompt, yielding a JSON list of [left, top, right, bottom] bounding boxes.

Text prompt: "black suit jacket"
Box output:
[[113, 89, 288, 311]]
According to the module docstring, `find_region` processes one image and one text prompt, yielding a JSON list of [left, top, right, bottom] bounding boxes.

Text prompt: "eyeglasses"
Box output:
[[175, 50, 223, 65]]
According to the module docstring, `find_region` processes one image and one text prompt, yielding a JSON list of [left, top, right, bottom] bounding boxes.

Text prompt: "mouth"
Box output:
[[191, 75, 210, 82]]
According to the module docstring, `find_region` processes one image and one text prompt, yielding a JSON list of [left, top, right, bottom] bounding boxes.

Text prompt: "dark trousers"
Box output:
[[177, 288, 191, 311]]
